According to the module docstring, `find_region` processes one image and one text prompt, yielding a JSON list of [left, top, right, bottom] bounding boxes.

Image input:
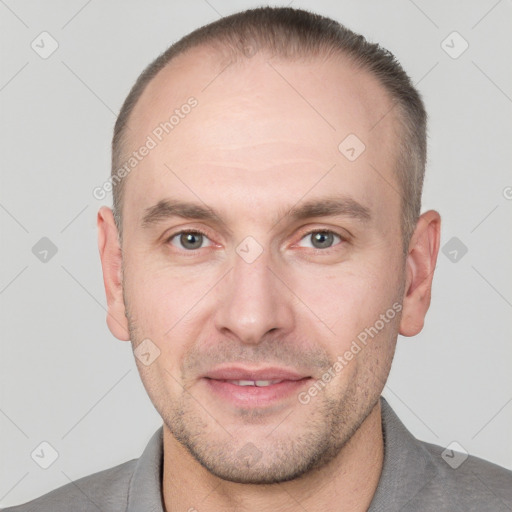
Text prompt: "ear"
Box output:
[[399, 210, 441, 337], [97, 206, 130, 341]]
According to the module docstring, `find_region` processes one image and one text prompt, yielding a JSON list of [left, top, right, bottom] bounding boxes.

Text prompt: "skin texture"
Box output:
[[98, 47, 441, 512]]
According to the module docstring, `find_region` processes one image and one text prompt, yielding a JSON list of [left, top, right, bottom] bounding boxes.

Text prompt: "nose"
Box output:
[[213, 244, 295, 345]]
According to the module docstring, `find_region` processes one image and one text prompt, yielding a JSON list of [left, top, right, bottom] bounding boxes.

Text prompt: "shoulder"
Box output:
[[2, 426, 164, 512], [412, 440, 512, 511], [1, 459, 137, 512], [374, 397, 512, 512]]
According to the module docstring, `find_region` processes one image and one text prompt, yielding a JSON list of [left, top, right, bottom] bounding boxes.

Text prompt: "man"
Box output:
[[5, 6, 511, 512]]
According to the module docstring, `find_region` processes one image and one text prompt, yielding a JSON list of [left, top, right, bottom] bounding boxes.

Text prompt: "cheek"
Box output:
[[288, 258, 402, 346], [122, 266, 202, 388], [300, 268, 401, 394], [124, 254, 210, 329], [126, 269, 196, 402]]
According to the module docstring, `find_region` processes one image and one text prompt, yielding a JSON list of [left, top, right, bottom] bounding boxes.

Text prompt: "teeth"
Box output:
[[228, 379, 283, 387]]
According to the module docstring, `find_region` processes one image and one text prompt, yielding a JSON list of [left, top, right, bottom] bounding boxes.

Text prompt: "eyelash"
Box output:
[[165, 228, 346, 253]]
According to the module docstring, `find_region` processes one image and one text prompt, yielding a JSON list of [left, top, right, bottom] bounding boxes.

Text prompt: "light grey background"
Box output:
[[1, 0, 511, 507]]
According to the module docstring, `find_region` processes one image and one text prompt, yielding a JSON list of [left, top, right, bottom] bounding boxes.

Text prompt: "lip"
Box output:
[[201, 365, 312, 408], [202, 365, 308, 381]]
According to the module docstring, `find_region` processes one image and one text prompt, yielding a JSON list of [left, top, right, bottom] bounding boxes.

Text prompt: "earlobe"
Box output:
[[399, 210, 441, 337], [97, 206, 130, 341]]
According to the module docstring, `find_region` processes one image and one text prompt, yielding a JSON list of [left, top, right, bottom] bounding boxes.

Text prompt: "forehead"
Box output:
[[122, 47, 401, 230]]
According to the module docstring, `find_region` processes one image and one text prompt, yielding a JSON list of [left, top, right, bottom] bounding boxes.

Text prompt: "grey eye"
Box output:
[[181, 232, 203, 249], [169, 231, 211, 250], [311, 232, 334, 249], [298, 231, 341, 250]]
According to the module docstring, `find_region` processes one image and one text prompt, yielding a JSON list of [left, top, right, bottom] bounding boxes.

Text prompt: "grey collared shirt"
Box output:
[[3, 397, 511, 511]]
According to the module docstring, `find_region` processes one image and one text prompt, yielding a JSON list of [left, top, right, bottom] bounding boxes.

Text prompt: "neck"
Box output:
[[162, 400, 384, 512]]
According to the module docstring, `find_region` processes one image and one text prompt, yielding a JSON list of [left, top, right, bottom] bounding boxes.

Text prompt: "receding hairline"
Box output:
[[111, 6, 427, 250], [117, 41, 380, 153], [116, 42, 400, 185]]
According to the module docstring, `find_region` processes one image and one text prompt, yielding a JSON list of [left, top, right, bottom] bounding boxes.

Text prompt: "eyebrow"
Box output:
[[284, 196, 371, 224], [141, 199, 224, 228], [140, 196, 371, 230]]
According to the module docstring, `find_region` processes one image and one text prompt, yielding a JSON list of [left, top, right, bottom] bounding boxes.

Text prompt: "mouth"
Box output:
[[216, 379, 288, 387], [201, 366, 312, 408]]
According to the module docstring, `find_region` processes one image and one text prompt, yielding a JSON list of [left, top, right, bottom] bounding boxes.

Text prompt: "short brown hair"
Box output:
[[111, 6, 426, 249]]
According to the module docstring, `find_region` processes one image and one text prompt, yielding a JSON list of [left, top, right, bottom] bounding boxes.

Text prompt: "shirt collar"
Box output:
[[126, 396, 438, 511], [127, 426, 165, 512], [368, 396, 439, 511]]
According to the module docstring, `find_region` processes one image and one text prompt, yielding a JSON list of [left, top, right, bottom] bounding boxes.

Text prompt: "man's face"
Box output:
[[115, 49, 407, 483]]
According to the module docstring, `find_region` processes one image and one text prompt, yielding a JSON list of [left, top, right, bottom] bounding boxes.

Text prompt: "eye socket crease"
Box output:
[[141, 195, 372, 233]]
